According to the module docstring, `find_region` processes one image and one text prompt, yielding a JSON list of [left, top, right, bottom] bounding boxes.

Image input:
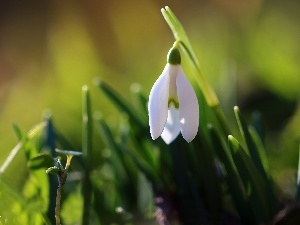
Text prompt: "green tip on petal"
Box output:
[[167, 47, 181, 65], [168, 98, 179, 109]]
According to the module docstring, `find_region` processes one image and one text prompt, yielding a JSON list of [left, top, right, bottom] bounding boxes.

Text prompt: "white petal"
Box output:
[[176, 67, 199, 142], [161, 107, 181, 144], [148, 64, 170, 140]]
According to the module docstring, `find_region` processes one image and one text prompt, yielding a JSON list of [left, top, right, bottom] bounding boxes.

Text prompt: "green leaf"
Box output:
[[0, 141, 24, 175], [187, 136, 222, 218], [94, 78, 146, 128], [251, 111, 265, 143], [43, 112, 56, 156], [169, 139, 208, 225], [27, 122, 47, 139], [94, 116, 131, 183], [55, 149, 82, 157], [248, 126, 270, 174], [234, 107, 279, 215], [296, 142, 300, 202], [81, 85, 93, 225], [137, 172, 154, 217], [207, 125, 254, 224], [1, 122, 47, 175], [0, 177, 48, 224], [82, 85, 93, 165], [234, 106, 268, 180], [28, 153, 54, 170], [130, 83, 148, 118], [45, 166, 60, 175], [228, 135, 272, 223], [12, 123, 24, 141], [186, 174, 209, 225], [122, 148, 154, 183]]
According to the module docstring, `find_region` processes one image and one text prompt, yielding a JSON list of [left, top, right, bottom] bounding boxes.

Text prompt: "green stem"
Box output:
[[55, 180, 62, 225], [180, 40, 230, 136], [53, 154, 75, 225], [212, 105, 231, 137], [81, 86, 93, 224], [178, 41, 219, 107]]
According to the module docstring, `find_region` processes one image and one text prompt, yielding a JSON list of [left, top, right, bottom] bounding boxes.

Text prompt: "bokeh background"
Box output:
[[0, 0, 299, 196]]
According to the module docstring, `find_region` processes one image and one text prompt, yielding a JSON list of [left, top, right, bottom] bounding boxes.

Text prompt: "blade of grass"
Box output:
[[43, 112, 56, 156], [119, 117, 157, 182], [248, 126, 270, 176], [251, 111, 265, 144], [0, 141, 24, 175], [28, 153, 54, 170], [137, 172, 154, 217], [207, 125, 254, 225], [12, 123, 23, 140], [0, 122, 46, 175], [187, 174, 209, 225], [228, 135, 272, 223], [234, 106, 267, 179], [296, 141, 300, 202], [94, 112, 144, 212], [188, 136, 222, 219], [94, 78, 146, 128], [126, 151, 155, 182], [130, 83, 148, 119], [0, 176, 51, 225], [94, 115, 130, 183], [169, 138, 207, 225], [234, 107, 280, 215], [81, 85, 93, 225], [169, 138, 193, 224]]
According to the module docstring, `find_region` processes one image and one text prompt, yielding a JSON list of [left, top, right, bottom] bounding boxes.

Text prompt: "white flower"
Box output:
[[148, 50, 199, 144]]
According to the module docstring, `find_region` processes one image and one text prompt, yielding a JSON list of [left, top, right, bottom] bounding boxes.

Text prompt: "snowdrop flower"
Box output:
[[148, 46, 199, 144]]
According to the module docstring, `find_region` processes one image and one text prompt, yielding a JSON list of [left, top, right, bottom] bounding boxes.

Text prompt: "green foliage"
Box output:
[[29, 154, 54, 170], [0, 5, 299, 225]]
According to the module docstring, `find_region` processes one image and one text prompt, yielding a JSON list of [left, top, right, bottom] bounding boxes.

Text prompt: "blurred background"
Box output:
[[0, 0, 299, 190]]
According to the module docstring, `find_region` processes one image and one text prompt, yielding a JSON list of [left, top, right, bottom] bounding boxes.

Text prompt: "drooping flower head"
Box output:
[[148, 45, 199, 144]]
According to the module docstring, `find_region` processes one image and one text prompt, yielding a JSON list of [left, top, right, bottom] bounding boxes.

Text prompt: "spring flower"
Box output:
[[148, 46, 199, 144]]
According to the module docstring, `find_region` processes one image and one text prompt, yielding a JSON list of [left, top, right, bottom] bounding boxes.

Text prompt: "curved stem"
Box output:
[[55, 178, 63, 225], [178, 41, 219, 107]]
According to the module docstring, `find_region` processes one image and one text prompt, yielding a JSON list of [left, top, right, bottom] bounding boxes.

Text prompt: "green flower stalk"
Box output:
[[46, 149, 82, 225]]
